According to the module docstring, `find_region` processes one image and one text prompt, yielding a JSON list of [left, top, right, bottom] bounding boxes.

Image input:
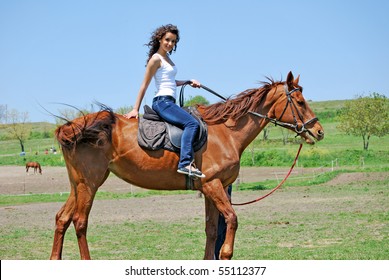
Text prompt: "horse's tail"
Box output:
[[55, 106, 116, 151]]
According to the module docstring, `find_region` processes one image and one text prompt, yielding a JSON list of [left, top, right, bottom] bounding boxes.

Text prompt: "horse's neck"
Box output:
[[223, 95, 276, 154], [233, 115, 268, 152]]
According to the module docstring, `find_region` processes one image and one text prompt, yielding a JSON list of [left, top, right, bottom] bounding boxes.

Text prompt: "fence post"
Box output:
[[235, 175, 240, 191], [331, 158, 339, 171], [274, 172, 280, 184]]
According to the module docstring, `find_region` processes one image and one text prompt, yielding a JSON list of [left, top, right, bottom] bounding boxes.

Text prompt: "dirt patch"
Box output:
[[1, 165, 387, 230], [323, 172, 388, 186], [0, 165, 331, 195]]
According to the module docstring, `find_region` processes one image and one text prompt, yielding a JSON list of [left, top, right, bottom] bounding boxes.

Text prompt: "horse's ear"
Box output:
[[294, 74, 300, 85], [286, 71, 294, 87]]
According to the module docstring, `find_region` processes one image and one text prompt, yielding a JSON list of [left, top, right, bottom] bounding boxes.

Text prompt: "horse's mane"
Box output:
[[198, 78, 283, 125]]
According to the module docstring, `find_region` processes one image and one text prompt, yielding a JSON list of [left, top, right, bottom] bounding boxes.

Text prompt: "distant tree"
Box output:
[[56, 108, 77, 123], [115, 105, 133, 115], [8, 109, 31, 152], [184, 95, 210, 107], [280, 127, 292, 145], [248, 141, 255, 165], [0, 104, 8, 123], [338, 93, 389, 150], [262, 127, 271, 141], [55, 106, 96, 125]]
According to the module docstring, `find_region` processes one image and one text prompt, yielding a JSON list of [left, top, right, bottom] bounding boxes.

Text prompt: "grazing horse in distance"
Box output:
[[50, 71, 324, 260], [26, 161, 42, 175]]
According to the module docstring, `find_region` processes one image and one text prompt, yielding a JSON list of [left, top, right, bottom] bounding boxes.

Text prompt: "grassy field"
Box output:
[[1, 118, 389, 169], [0, 173, 387, 260]]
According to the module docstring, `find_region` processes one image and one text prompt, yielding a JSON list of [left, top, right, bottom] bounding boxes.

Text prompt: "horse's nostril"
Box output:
[[317, 130, 324, 139]]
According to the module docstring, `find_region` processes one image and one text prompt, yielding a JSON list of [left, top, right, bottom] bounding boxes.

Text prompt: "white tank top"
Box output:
[[153, 53, 178, 98]]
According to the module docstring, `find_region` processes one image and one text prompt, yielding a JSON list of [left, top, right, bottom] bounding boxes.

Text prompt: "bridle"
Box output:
[[180, 81, 318, 135], [248, 84, 318, 135]]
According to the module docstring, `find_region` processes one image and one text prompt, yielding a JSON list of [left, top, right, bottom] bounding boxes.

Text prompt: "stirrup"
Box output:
[[177, 163, 205, 179]]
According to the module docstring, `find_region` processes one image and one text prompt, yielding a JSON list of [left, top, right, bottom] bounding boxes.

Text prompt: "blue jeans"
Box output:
[[152, 96, 200, 169]]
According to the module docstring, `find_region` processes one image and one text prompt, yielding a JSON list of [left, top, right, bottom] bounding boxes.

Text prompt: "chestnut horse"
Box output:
[[50, 72, 324, 260], [25, 161, 42, 175]]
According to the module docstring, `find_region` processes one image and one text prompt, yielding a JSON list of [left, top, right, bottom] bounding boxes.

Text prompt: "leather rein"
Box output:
[[179, 82, 313, 205]]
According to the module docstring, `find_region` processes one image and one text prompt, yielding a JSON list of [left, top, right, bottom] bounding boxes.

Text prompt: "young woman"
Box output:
[[124, 24, 205, 178]]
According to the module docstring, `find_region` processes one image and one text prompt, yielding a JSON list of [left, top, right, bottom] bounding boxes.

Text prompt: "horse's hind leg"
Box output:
[[72, 179, 101, 260], [50, 179, 96, 260], [51, 148, 110, 260], [50, 188, 76, 260], [69, 152, 110, 259]]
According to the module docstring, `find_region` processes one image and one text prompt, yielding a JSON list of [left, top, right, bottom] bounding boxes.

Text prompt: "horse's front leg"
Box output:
[[202, 180, 238, 260]]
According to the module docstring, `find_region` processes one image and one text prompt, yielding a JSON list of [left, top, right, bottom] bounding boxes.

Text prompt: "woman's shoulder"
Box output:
[[151, 53, 163, 61], [148, 54, 162, 68]]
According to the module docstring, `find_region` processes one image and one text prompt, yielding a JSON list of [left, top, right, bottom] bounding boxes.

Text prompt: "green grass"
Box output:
[[0, 138, 56, 155], [0, 189, 190, 207], [308, 100, 347, 112], [236, 212, 388, 259], [237, 170, 346, 191], [3, 216, 387, 260], [242, 119, 389, 168], [2, 125, 389, 168], [0, 138, 65, 166], [1, 177, 387, 260]]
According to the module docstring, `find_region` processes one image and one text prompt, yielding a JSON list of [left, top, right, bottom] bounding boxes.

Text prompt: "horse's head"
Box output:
[[267, 71, 324, 144]]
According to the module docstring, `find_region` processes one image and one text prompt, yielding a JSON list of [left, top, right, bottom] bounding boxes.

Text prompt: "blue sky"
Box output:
[[1, 0, 388, 122]]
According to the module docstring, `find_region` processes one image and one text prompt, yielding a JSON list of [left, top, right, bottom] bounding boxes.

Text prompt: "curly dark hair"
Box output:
[[145, 24, 180, 63]]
